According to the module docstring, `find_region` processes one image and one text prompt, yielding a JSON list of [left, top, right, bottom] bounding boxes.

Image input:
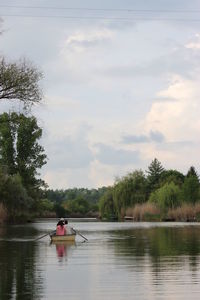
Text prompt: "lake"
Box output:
[[1, 220, 200, 300]]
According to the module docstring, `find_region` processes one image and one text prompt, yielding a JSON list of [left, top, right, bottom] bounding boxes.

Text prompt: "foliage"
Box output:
[[53, 202, 67, 218], [186, 166, 199, 179], [36, 199, 54, 214], [149, 182, 181, 211], [160, 169, 185, 187], [0, 112, 47, 198], [46, 187, 107, 204], [0, 58, 42, 106], [65, 196, 91, 215], [113, 170, 147, 218], [0, 167, 31, 216], [146, 158, 165, 193], [182, 175, 200, 204], [99, 187, 116, 220]]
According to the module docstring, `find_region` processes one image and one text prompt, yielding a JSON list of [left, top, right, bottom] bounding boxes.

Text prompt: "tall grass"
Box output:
[[167, 203, 200, 221], [125, 202, 200, 222], [126, 203, 161, 221]]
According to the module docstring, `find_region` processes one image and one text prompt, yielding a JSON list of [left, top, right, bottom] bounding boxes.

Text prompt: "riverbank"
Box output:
[[124, 203, 200, 222]]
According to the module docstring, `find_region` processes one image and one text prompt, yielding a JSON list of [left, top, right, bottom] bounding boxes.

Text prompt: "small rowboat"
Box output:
[[50, 233, 76, 242]]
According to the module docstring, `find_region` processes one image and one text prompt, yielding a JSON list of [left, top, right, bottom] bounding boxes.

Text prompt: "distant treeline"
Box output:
[[43, 187, 108, 218], [99, 158, 200, 221], [39, 158, 200, 221]]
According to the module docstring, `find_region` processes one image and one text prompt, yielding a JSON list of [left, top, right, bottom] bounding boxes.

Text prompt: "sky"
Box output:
[[0, 0, 200, 189]]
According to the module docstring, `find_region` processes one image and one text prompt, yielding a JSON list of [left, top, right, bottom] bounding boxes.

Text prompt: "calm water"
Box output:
[[1, 220, 200, 300]]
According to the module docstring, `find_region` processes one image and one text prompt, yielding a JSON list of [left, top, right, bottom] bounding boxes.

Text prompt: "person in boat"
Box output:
[[64, 219, 74, 235], [56, 218, 67, 236]]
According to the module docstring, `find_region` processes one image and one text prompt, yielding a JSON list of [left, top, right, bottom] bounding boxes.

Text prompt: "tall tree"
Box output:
[[186, 166, 199, 181], [0, 58, 42, 106], [146, 158, 165, 193], [182, 166, 200, 204], [0, 112, 47, 198]]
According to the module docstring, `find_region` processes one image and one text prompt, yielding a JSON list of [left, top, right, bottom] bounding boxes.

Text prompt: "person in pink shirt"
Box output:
[[56, 218, 67, 236]]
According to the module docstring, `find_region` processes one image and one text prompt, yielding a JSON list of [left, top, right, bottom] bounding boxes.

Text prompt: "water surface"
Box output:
[[1, 220, 200, 300]]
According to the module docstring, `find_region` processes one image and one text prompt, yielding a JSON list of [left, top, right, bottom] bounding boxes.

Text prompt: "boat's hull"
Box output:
[[50, 234, 76, 242]]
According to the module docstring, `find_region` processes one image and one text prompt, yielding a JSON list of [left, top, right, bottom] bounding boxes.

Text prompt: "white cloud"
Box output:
[[64, 29, 114, 53], [185, 34, 200, 49], [143, 75, 200, 140], [186, 42, 200, 50], [138, 74, 200, 170]]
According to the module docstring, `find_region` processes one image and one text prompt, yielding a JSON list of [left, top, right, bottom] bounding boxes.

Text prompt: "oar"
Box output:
[[35, 230, 56, 241], [72, 228, 88, 241]]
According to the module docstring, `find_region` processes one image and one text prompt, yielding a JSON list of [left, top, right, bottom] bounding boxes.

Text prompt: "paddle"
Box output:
[[71, 228, 88, 242], [35, 230, 56, 241]]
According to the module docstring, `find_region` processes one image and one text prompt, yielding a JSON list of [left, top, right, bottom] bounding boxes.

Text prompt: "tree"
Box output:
[[0, 167, 31, 217], [99, 187, 116, 220], [186, 166, 199, 180], [113, 170, 147, 218], [146, 158, 165, 193], [0, 112, 47, 198], [160, 169, 185, 187], [182, 176, 200, 204], [0, 58, 42, 106], [149, 182, 181, 211], [181, 166, 200, 204]]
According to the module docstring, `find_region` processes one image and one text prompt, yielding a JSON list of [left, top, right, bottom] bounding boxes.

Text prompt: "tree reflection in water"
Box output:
[[111, 225, 200, 283], [0, 227, 43, 300]]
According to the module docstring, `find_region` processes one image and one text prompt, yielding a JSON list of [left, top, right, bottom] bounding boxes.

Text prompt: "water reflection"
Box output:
[[0, 226, 43, 300], [1, 222, 200, 300], [111, 225, 200, 288], [50, 241, 76, 262]]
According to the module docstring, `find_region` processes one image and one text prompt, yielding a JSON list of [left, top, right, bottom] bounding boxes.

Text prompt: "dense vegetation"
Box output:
[[41, 187, 107, 218], [0, 112, 47, 222], [99, 159, 200, 221]]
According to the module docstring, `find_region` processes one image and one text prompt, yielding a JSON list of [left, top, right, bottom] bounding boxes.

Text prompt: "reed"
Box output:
[[126, 203, 161, 221], [167, 203, 200, 222]]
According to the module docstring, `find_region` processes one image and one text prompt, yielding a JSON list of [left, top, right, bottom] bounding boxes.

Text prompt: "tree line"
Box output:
[[99, 158, 200, 221]]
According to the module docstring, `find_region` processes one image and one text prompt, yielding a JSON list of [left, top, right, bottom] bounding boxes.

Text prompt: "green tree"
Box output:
[[113, 170, 147, 218], [99, 187, 116, 220], [160, 169, 185, 187], [0, 167, 31, 218], [186, 166, 199, 180], [66, 196, 90, 215], [0, 113, 16, 174], [182, 176, 200, 204], [146, 158, 165, 193], [149, 182, 181, 211], [0, 58, 42, 106], [0, 112, 47, 199]]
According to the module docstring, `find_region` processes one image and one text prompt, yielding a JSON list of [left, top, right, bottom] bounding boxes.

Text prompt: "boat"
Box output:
[[50, 233, 76, 242]]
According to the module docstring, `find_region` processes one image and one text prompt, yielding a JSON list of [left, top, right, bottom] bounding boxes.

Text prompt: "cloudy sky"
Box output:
[[0, 0, 200, 189]]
